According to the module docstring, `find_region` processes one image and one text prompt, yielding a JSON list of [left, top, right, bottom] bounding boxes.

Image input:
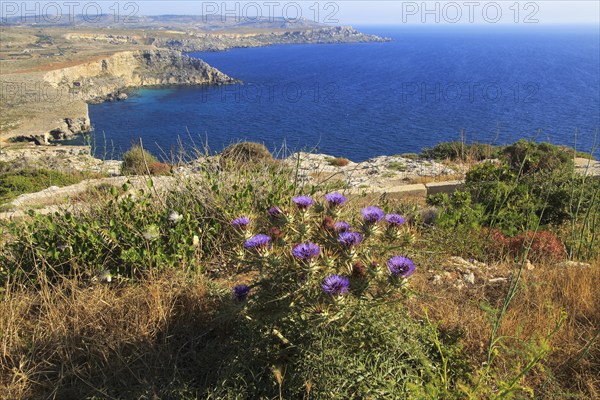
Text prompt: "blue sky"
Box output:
[[5, 1, 600, 25]]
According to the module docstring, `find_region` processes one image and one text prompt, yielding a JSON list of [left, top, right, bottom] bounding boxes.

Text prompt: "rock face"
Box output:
[[0, 145, 121, 175], [6, 50, 236, 144], [283, 152, 459, 191], [43, 49, 237, 103]]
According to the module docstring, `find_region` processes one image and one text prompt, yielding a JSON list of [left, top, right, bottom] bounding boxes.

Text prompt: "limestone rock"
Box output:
[[558, 260, 592, 269]]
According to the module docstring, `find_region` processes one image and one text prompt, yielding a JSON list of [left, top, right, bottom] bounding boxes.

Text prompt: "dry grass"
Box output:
[[0, 272, 222, 399], [408, 257, 600, 398]]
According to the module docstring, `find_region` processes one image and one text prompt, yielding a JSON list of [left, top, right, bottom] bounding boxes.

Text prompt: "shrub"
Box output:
[[219, 141, 273, 168], [121, 145, 160, 175], [325, 156, 350, 167], [508, 230, 566, 262], [422, 141, 500, 162], [148, 161, 171, 175], [399, 153, 420, 160], [484, 228, 566, 262], [428, 191, 485, 230], [501, 140, 573, 174], [433, 141, 599, 237], [0, 167, 103, 203]]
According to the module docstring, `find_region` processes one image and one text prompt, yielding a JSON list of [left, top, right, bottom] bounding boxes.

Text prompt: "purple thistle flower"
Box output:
[[292, 241, 320, 261], [362, 206, 385, 223], [232, 216, 251, 229], [334, 221, 351, 232], [292, 195, 314, 210], [387, 256, 416, 278], [233, 284, 251, 301], [268, 206, 283, 217], [385, 214, 406, 226], [325, 192, 347, 207], [321, 275, 350, 296], [338, 231, 363, 247], [244, 234, 271, 249]]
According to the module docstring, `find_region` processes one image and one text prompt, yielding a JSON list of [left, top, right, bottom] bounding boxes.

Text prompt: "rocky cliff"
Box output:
[[43, 49, 237, 102], [7, 50, 236, 144]]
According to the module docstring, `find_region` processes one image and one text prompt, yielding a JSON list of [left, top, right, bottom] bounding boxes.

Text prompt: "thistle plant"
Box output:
[[232, 216, 253, 239], [230, 193, 417, 342], [324, 192, 347, 217], [361, 206, 385, 236]]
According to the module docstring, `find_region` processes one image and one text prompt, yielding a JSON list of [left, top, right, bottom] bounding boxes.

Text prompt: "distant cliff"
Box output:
[[152, 26, 390, 52]]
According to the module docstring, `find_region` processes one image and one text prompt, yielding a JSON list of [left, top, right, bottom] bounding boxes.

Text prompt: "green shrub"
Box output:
[[121, 145, 161, 175], [0, 167, 103, 203], [430, 140, 599, 254], [422, 141, 501, 161], [574, 150, 596, 160], [219, 141, 273, 168], [502, 140, 573, 174], [428, 191, 485, 230], [399, 153, 420, 160]]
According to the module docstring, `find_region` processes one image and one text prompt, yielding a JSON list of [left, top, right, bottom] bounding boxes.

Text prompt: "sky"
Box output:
[[3, 1, 600, 25]]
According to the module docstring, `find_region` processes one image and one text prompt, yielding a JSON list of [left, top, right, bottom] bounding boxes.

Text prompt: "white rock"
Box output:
[[463, 272, 475, 285], [558, 260, 591, 269], [525, 259, 535, 271]]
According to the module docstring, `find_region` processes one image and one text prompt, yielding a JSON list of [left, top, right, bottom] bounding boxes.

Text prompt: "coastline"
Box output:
[[0, 25, 389, 146]]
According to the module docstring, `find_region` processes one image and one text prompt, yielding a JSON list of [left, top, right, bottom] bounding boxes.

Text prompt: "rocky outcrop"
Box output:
[[153, 26, 390, 52], [43, 49, 237, 103], [282, 152, 460, 191], [5, 50, 236, 144]]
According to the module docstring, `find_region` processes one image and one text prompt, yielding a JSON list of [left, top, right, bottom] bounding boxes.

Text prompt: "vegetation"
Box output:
[[121, 145, 171, 175], [0, 140, 598, 399], [219, 141, 273, 168], [422, 141, 502, 162], [431, 140, 599, 259], [387, 161, 407, 171], [0, 162, 103, 203], [325, 156, 351, 167]]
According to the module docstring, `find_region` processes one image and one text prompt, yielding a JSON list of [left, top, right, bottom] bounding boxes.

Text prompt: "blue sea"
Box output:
[[87, 25, 600, 161]]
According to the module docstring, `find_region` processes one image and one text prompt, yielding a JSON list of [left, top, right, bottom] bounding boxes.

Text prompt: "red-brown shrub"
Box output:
[[509, 230, 566, 262], [148, 161, 171, 175], [482, 228, 566, 263]]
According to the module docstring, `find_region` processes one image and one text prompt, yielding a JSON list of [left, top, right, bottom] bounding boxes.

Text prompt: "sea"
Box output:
[[84, 25, 600, 161]]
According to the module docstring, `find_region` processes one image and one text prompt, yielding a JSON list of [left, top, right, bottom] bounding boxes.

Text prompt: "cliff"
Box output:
[[152, 26, 390, 52], [43, 49, 236, 102], [2, 50, 236, 144]]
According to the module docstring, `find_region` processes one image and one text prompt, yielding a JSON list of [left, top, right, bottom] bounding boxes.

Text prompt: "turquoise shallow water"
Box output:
[[87, 25, 600, 161]]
